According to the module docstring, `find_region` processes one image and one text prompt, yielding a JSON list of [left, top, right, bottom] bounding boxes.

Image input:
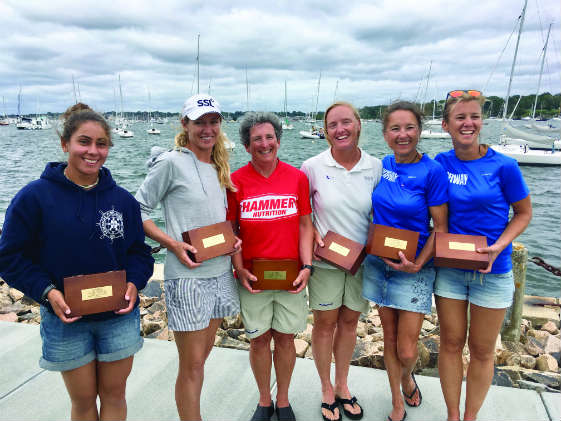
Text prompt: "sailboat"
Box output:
[[116, 74, 134, 138], [146, 90, 160, 135], [300, 72, 324, 139], [0, 97, 9, 126], [490, 0, 560, 165], [281, 80, 293, 130]]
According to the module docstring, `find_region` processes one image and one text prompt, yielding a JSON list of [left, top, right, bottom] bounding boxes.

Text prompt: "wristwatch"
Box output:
[[301, 264, 314, 276], [41, 283, 57, 305]]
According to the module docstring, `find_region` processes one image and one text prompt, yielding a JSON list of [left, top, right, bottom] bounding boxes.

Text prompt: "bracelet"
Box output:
[[40, 283, 57, 304]]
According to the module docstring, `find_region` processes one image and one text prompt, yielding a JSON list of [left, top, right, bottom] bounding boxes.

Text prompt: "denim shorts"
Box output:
[[39, 306, 143, 372], [362, 255, 435, 314], [434, 267, 514, 309]]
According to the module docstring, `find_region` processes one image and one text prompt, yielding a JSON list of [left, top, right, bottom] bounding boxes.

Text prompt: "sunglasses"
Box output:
[[446, 90, 482, 101]]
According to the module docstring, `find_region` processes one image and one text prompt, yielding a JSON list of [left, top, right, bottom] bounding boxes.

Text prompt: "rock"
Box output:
[[146, 327, 174, 341], [544, 335, 561, 355], [215, 328, 227, 338], [521, 370, 561, 389], [141, 315, 166, 336], [421, 320, 436, 332], [17, 312, 38, 323], [524, 337, 544, 356], [0, 295, 12, 309], [294, 338, 309, 358], [416, 341, 431, 369], [518, 379, 547, 392], [0, 312, 18, 322], [140, 280, 163, 298], [306, 313, 314, 325], [528, 329, 551, 346], [352, 338, 379, 362], [542, 321, 559, 335], [215, 336, 250, 351], [146, 300, 167, 315], [227, 328, 245, 340], [535, 354, 558, 372], [496, 349, 514, 366], [502, 340, 526, 354], [419, 336, 440, 368], [0, 303, 28, 315], [492, 366, 515, 387], [296, 323, 313, 343], [305, 346, 314, 359], [20, 296, 37, 306], [356, 321, 367, 338], [505, 353, 521, 367], [222, 314, 243, 330], [519, 355, 536, 369], [8, 288, 24, 302], [496, 366, 522, 382], [370, 353, 385, 369], [139, 295, 159, 308]]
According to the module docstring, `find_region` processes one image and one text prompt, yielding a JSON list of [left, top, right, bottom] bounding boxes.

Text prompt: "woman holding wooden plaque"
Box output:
[[0, 103, 154, 420], [227, 112, 313, 421], [300, 101, 382, 421], [135, 94, 241, 421], [434, 91, 532, 421], [362, 101, 448, 421]]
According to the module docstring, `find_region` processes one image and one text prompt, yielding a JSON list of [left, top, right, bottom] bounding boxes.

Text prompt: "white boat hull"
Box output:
[[147, 128, 160, 135], [299, 130, 320, 139], [491, 144, 561, 166], [420, 130, 450, 139]]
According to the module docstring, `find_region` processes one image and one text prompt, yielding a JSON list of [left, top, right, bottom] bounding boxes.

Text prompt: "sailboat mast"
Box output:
[[421, 60, 432, 113], [503, 0, 528, 120], [531, 22, 551, 120], [245, 66, 249, 111], [313, 71, 321, 121], [196, 34, 200, 94], [284, 80, 288, 120], [118, 74, 124, 121]]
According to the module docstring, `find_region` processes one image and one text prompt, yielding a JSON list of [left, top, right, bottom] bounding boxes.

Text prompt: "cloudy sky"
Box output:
[[1, 0, 559, 115]]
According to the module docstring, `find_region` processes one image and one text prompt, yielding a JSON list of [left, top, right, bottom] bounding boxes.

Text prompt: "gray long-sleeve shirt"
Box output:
[[135, 147, 231, 280]]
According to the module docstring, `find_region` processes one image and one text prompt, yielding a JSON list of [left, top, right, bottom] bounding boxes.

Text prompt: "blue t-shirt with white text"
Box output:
[[372, 154, 448, 258], [434, 148, 530, 273]]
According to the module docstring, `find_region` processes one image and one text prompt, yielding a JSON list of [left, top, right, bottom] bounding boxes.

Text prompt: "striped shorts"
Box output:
[[164, 270, 240, 332]]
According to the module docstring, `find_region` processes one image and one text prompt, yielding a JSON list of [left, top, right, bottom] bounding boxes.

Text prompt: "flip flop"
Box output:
[[403, 373, 422, 407], [335, 395, 363, 420], [321, 401, 341, 421], [387, 410, 407, 421]]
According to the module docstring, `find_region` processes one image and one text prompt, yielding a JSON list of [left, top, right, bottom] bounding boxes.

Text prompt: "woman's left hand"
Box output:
[[382, 251, 421, 273], [290, 269, 310, 294], [227, 236, 243, 256], [476, 244, 502, 274], [115, 282, 138, 314]]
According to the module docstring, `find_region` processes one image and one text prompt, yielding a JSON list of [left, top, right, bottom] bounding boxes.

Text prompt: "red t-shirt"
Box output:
[[227, 160, 311, 270]]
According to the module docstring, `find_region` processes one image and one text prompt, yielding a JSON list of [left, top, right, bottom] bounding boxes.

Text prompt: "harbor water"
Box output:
[[0, 118, 559, 298]]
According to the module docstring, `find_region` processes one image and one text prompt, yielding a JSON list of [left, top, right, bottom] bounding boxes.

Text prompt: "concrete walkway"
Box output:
[[0, 321, 558, 421]]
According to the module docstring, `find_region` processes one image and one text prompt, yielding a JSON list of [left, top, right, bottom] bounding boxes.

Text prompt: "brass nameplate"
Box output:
[[82, 285, 113, 301], [329, 241, 350, 257], [202, 233, 225, 248], [384, 237, 407, 250], [449, 241, 476, 252], [264, 270, 287, 280]]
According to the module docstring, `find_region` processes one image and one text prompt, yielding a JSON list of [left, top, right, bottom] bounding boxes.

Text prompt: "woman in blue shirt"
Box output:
[[434, 90, 532, 421], [362, 101, 448, 421]]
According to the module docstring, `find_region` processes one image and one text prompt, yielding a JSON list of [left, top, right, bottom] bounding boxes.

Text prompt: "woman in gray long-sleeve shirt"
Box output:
[[135, 94, 241, 421]]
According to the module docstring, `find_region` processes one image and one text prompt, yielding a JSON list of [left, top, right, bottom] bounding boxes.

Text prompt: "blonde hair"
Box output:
[[443, 93, 486, 123], [175, 117, 236, 191], [323, 101, 362, 146]]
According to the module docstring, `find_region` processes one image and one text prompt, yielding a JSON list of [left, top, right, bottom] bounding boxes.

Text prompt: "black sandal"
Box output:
[[335, 396, 363, 420], [403, 373, 422, 407], [321, 401, 341, 421]]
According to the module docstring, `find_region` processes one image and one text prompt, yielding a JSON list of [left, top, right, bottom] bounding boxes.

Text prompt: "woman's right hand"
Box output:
[[169, 239, 202, 269], [236, 268, 261, 294], [47, 289, 81, 324], [312, 228, 324, 261]]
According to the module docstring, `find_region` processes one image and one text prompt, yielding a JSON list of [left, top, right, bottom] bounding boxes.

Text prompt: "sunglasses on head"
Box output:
[[446, 90, 482, 101]]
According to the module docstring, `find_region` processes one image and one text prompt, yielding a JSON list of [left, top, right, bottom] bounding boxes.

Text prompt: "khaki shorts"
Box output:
[[308, 265, 369, 314], [238, 285, 308, 339]]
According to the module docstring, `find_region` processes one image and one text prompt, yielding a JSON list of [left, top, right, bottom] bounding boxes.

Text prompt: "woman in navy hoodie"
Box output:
[[0, 103, 154, 420]]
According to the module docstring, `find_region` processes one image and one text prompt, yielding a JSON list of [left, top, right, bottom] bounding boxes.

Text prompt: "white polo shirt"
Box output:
[[301, 148, 382, 269]]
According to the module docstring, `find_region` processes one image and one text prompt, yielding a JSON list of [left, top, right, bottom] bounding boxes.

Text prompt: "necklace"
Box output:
[[398, 151, 421, 164], [64, 168, 99, 190]]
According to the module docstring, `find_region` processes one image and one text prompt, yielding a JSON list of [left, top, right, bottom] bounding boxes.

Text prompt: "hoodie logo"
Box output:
[[97, 207, 124, 242]]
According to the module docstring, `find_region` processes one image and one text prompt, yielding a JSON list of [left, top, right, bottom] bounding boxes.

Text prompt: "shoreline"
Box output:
[[1, 263, 559, 393]]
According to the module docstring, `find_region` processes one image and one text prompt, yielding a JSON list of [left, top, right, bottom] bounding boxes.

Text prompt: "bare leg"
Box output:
[[311, 308, 340, 421], [397, 311, 424, 407], [272, 330, 297, 408], [435, 296, 468, 421], [61, 360, 99, 421], [97, 356, 134, 420], [174, 318, 222, 421], [333, 306, 361, 416], [463, 304, 506, 421], [249, 330, 274, 407]]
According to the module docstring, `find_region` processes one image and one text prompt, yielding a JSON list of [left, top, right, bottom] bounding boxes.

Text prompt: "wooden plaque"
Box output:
[[251, 259, 299, 291], [63, 270, 127, 317], [434, 232, 489, 270], [365, 224, 419, 262], [182, 221, 236, 263], [315, 231, 366, 275]]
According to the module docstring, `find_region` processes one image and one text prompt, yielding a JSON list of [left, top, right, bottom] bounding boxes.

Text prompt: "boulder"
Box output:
[[416, 341, 431, 369], [535, 354, 558, 372], [294, 338, 309, 358], [519, 355, 536, 369], [542, 321, 559, 335], [139, 295, 159, 308], [419, 336, 440, 368], [140, 280, 164, 298], [421, 320, 436, 333], [518, 379, 547, 392], [222, 314, 243, 330], [524, 337, 544, 356], [520, 370, 561, 389], [296, 323, 313, 343], [0, 312, 18, 322], [356, 321, 367, 338], [215, 336, 250, 351], [492, 366, 515, 387], [141, 315, 166, 336], [543, 334, 561, 355], [9, 288, 24, 302], [146, 300, 167, 315], [227, 328, 245, 340]]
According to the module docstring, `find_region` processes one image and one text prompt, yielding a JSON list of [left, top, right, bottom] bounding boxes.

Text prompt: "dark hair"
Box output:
[[59, 103, 112, 146], [382, 101, 423, 132], [239, 112, 282, 147]]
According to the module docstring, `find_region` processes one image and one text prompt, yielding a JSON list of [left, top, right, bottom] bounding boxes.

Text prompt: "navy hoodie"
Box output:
[[0, 162, 154, 320]]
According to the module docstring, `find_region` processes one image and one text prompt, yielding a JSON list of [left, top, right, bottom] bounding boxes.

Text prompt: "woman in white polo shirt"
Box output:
[[301, 101, 382, 421]]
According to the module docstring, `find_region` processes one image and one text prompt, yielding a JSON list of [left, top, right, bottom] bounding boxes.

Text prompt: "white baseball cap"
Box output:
[[181, 94, 222, 120]]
